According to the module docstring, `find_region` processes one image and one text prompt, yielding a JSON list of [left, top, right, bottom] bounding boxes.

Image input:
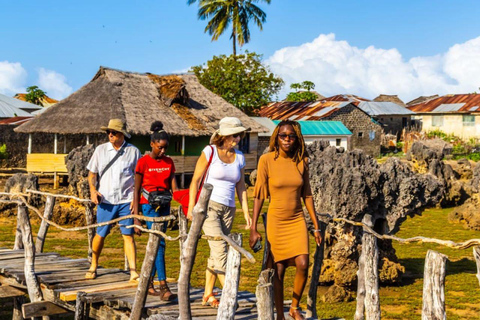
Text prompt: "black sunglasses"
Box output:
[[106, 130, 119, 136], [278, 133, 297, 140]]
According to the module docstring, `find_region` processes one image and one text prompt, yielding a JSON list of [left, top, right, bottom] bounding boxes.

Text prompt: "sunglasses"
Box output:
[[278, 133, 297, 140], [106, 130, 119, 136]]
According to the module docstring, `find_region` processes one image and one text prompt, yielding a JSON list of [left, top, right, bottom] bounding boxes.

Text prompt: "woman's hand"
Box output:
[[244, 212, 252, 230], [249, 229, 262, 249], [314, 230, 322, 247], [133, 218, 142, 236], [186, 207, 194, 221]]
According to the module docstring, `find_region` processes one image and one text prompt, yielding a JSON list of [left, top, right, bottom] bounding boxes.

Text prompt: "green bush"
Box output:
[[0, 144, 7, 159]]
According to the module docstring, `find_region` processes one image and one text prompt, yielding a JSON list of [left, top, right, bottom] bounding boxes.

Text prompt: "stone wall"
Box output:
[[323, 105, 382, 157]]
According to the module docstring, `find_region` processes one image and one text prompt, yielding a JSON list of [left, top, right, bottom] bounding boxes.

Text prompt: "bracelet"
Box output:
[[313, 229, 321, 233]]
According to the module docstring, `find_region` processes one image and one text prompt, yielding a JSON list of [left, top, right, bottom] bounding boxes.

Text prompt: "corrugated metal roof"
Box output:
[[272, 120, 352, 136], [408, 94, 480, 113], [0, 93, 43, 111], [357, 101, 415, 116], [0, 116, 33, 125], [259, 100, 355, 121], [0, 95, 33, 118], [250, 117, 277, 136]]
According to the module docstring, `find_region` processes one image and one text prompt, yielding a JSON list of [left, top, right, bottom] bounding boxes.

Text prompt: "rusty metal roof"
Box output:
[[323, 94, 370, 102], [259, 100, 353, 120], [407, 94, 480, 113], [0, 116, 33, 125]]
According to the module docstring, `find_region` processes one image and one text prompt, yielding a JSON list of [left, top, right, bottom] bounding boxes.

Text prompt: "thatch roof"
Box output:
[[16, 67, 267, 136], [373, 94, 406, 107]]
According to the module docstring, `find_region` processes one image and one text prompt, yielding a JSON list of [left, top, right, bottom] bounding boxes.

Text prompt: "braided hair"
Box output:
[[150, 121, 169, 142], [269, 120, 307, 164]]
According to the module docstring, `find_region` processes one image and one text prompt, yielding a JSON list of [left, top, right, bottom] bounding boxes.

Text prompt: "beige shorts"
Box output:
[[202, 200, 236, 274]]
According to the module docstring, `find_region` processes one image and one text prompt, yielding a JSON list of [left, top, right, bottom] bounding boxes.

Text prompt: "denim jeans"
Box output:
[[142, 204, 169, 281]]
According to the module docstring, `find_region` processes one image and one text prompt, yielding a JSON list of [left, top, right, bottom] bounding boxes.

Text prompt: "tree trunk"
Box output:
[[14, 205, 23, 250], [217, 233, 242, 320], [306, 220, 326, 319], [255, 268, 275, 320], [178, 184, 213, 320], [422, 250, 447, 320], [84, 203, 95, 263], [19, 205, 43, 303], [178, 206, 188, 259], [130, 222, 162, 320], [362, 214, 380, 320], [35, 196, 55, 253], [474, 246, 480, 287]]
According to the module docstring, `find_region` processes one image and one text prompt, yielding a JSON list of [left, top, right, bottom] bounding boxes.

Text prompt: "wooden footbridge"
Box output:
[[0, 248, 261, 319]]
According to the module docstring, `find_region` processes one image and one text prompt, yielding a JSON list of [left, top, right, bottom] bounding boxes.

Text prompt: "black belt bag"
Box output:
[[142, 188, 172, 210]]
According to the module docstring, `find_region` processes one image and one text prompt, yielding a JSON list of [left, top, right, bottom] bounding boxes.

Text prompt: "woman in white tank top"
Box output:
[[188, 117, 252, 308]]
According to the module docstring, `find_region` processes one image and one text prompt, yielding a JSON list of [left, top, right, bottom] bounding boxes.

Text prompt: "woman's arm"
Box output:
[[187, 152, 209, 220], [249, 198, 264, 249], [170, 172, 179, 193], [236, 167, 251, 229]]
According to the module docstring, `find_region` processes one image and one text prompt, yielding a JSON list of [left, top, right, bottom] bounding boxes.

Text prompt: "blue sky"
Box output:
[[1, 0, 480, 101]]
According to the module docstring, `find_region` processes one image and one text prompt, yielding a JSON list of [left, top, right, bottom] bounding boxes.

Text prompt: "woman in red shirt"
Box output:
[[133, 121, 178, 301]]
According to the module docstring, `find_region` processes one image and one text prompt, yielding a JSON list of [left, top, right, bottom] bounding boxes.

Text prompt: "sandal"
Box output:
[[85, 270, 97, 280], [202, 293, 220, 308], [159, 283, 177, 301], [288, 306, 305, 320]]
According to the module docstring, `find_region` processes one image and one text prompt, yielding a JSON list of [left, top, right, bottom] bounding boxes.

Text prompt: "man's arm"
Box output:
[[88, 171, 102, 205]]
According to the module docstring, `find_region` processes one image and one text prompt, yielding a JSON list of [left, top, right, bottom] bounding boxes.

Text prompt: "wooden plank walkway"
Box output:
[[0, 248, 268, 319]]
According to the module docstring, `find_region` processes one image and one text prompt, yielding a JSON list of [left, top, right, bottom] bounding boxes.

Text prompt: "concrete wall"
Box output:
[[304, 136, 349, 149], [418, 114, 480, 139], [377, 115, 412, 136]]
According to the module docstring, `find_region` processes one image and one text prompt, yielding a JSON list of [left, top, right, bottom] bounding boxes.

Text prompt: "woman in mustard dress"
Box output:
[[249, 120, 322, 320]]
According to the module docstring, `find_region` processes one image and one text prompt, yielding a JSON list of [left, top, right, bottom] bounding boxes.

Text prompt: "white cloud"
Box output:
[[265, 34, 480, 102], [37, 68, 73, 100], [0, 61, 27, 96]]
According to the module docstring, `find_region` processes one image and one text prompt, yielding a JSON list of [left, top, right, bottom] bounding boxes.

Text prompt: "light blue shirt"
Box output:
[[87, 141, 141, 205]]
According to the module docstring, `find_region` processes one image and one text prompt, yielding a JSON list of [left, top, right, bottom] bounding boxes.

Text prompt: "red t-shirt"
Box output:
[[135, 154, 176, 205]]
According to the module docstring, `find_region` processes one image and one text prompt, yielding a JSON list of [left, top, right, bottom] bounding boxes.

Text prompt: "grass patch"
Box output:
[[0, 199, 479, 318]]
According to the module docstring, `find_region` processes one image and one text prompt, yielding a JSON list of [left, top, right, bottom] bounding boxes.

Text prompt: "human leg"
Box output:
[[288, 254, 309, 320], [86, 234, 105, 278], [273, 260, 287, 320], [117, 203, 137, 280]]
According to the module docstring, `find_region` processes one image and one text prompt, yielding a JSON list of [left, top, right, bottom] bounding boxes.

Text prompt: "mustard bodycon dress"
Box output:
[[254, 152, 312, 262]]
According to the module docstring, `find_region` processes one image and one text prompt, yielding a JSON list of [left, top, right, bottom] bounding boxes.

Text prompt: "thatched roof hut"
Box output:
[[373, 94, 407, 107], [15, 67, 267, 136]]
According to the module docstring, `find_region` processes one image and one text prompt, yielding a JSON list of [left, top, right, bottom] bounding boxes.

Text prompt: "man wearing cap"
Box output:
[[85, 119, 141, 281]]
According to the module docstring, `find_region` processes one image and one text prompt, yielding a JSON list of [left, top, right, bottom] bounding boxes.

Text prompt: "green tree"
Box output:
[[24, 86, 46, 106], [191, 52, 284, 115], [188, 0, 271, 56], [286, 81, 318, 102]]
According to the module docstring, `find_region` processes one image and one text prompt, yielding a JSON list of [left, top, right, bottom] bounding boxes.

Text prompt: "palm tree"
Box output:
[[188, 0, 271, 56]]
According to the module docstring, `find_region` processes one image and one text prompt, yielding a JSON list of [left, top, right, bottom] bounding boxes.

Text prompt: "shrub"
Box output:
[[0, 144, 7, 159]]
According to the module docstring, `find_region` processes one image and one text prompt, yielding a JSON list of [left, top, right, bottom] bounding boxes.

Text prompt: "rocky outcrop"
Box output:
[[66, 145, 95, 199], [305, 141, 444, 302]]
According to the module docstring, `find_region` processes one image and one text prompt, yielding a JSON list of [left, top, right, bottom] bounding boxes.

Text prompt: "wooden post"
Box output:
[[19, 204, 44, 309], [84, 203, 95, 263], [35, 196, 55, 253], [474, 246, 480, 287], [217, 233, 242, 320], [422, 250, 447, 320], [63, 136, 67, 154], [356, 214, 380, 320], [13, 295, 25, 320], [14, 205, 24, 250], [255, 268, 275, 320], [178, 206, 188, 260], [354, 242, 366, 320], [74, 291, 87, 320], [178, 183, 213, 320], [28, 134, 32, 154], [54, 134, 58, 154], [261, 212, 270, 271], [130, 222, 162, 320], [306, 220, 326, 319]]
